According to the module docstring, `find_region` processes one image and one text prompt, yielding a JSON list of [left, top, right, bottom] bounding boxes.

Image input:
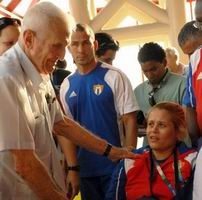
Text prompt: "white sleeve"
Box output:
[[105, 69, 139, 115], [59, 77, 73, 119], [193, 148, 202, 200], [0, 76, 35, 151]]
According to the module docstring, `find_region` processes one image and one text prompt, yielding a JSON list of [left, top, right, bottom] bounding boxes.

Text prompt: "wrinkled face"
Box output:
[[147, 108, 177, 153], [141, 60, 166, 84], [165, 52, 177, 69], [26, 24, 69, 74], [181, 39, 200, 57], [0, 25, 20, 55], [98, 49, 116, 65], [68, 31, 96, 66]]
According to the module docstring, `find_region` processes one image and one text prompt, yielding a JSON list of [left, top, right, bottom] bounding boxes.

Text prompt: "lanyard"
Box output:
[[155, 160, 176, 196], [149, 147, 184, 198]]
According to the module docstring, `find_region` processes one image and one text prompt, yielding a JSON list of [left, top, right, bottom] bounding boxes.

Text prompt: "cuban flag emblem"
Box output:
[[93, 84, 104, 95]]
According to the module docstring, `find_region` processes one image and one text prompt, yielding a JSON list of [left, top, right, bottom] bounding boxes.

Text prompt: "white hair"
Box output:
[[21, 2, 75, 38], [165, 47, 179, 62]]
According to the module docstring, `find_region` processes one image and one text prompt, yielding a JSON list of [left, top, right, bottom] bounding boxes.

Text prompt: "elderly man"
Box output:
[[60, 23, 138, 200], [0, 17, 20, 55], [0, 2, 135, 200]]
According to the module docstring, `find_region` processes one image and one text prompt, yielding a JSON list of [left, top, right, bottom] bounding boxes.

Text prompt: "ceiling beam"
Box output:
[[0, 5, 21, 18], [90, 0, 126, 32], [6, 0, 22, 12], [128, 0, 169, 24], [103, 22, 169, 41]]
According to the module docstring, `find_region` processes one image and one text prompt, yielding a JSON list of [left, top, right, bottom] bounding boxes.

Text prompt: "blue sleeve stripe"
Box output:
[[183, 64, 196, 107]]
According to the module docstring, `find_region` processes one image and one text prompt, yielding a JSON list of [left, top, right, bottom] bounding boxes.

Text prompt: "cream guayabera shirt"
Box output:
[[0, 43, 66, 199]]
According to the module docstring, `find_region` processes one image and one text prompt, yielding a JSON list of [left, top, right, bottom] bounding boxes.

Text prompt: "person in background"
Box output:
[[52, 59, 71, 96], [188, 0, 202, 199], [134, 42, 189, 146], [177, 20, 202, 148], [60, 23, 139, 200], [95, 32, 129, 145], [95, 32, 119, 65], [0, 17, 20, 55], [106, 102, 197, 200], [165, 47, 187, 76], [0, 3, 136, 199], [178, 20, 202, 57]]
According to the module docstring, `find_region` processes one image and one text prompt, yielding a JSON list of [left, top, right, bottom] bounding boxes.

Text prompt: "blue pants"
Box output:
[[80, 175, 111, 200]]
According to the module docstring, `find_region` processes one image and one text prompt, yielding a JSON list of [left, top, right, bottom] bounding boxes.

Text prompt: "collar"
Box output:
[[148, 68, 169, 88], [197, 44, 202, 50], [14, 43, 49, 89], [75, 61, 102, 76]]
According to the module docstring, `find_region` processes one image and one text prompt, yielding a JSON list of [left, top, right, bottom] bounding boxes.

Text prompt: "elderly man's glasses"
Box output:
[[0, 17, 21, 31]]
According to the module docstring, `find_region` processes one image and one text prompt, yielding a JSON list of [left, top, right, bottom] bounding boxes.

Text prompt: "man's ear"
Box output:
[[23, 30, 35, 49], [94, 40, 98, 51], [163, 58, 167, 67]]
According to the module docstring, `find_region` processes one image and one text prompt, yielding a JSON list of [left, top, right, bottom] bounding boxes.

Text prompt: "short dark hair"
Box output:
[[72, 23, 95, 41], [0, 17, 21, 32], [138, 42, 165, 63], [55, 59, 67, 69], [95, 32, 119, 56], [178, 20, 202, 47]]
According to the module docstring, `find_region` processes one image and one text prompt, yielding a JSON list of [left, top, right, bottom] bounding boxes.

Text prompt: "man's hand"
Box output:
[[108, 146, 138, 161], [54, 118, 138, 161], [66, 171, 80, 200]]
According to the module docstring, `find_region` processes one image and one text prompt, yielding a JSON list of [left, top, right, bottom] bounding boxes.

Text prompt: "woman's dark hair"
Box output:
[[0, 17, 21, 33], [138, 42, 166, 63], [95, 32, 119, 56]]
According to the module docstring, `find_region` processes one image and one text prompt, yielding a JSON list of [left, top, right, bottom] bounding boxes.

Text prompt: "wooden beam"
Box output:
[[0, 5, 21, 18], [90, 0, 126, 32], [128, 0, 169, 24], [102, 22, 169, 41], [6, 0, 22, 12]]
